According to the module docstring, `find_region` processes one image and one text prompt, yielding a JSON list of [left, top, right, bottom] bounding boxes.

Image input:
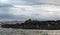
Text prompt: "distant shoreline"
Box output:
[[1, 19, 60, 30]]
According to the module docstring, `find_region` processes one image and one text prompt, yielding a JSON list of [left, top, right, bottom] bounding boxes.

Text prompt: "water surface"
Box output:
[[0, 28, 60, 35]]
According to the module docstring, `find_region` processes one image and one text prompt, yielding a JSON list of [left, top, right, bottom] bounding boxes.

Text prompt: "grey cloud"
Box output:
[[0, 0, 60, 21], [21, 0, 60, 5], [0, 14, 30, 21], [0, 4, 13, 7], [0, 3, 13, 14], [1, 0, 60, 5]]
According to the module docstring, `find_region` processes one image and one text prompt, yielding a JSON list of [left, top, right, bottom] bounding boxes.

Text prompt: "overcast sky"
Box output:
[[0, 0, 60, 21]]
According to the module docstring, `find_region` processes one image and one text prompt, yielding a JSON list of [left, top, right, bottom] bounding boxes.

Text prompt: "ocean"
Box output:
[[0, 28, 60, 35]]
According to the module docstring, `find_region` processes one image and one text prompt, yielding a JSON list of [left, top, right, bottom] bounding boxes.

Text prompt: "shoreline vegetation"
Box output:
[[1, 19, 60, 30]]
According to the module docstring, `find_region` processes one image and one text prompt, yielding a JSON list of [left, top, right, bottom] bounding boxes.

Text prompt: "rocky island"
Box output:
[[1, 19, 60, 30]]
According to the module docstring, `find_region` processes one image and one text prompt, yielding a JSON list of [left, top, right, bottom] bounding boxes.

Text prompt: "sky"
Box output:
[[0, 0, 60, 21]]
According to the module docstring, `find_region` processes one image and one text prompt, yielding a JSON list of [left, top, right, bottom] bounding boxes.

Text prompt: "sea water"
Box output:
[[0, 28, 60, 35]]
